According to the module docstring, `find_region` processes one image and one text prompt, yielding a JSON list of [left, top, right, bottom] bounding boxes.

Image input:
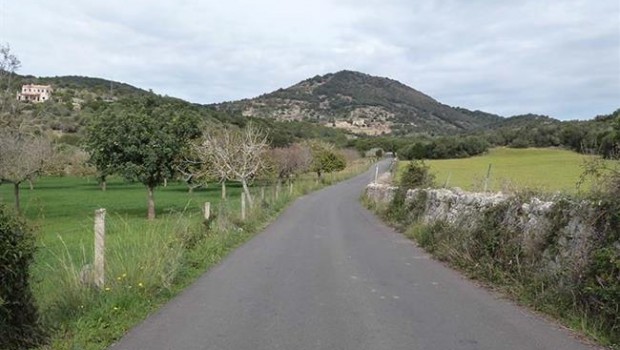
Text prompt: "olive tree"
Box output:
[[85, 97, 200, 220]]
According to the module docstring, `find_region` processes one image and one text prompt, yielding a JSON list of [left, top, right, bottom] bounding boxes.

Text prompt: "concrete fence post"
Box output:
[[374, 165, 379, 183], [261, 187, 265, 202], [204, 202, 211, 220], [94, 208, 106, 289], [241, 192, 246, 221]]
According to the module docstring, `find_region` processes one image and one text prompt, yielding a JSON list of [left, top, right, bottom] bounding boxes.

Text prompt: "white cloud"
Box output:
[[1, 0, 618, 119]]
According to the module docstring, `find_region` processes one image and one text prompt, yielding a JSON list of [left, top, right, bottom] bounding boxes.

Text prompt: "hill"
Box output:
[[0, 73, 352, 147], [6, 74, 150, 103], [214, 70, 503, 135]]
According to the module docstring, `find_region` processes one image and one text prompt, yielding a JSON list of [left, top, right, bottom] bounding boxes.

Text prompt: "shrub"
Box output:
[[0, 205, 45, 349], [400, 161, 434, 190], [385, 161, 433, 225]]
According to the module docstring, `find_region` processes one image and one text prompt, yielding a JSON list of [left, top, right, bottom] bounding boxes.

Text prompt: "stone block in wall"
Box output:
[[365, 183, 398, 203]]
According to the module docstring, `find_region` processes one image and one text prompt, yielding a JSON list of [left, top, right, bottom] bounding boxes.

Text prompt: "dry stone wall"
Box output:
[[365, 183, 606, 280]]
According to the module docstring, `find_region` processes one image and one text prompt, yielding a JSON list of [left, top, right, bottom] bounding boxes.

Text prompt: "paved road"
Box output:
[[112, 161, 600, 350]]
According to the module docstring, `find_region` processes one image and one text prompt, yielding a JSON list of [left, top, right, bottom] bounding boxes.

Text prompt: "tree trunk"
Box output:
[[147, 185, 156, 220], [241, 179, 253, 207], [188, 186, 193, 194], [28, 179, 34, 190], [14, 182, 20, 214], [163, 178, 168, 187], [100, 175, 107, 191], [221, 181, 226, 200]]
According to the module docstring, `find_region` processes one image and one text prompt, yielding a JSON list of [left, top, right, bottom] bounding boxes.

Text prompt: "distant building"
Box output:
[[16, 84, 53, 103]]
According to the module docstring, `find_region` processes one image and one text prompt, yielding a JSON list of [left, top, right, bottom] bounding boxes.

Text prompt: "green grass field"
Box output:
[[0, 176, 243, 293], [0, 161, 371, 349], [399, 147, 611, 193], [0, 176, 247, 349]]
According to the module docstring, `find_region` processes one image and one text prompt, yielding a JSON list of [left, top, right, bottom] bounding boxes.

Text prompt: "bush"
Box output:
[[385, 161, 434, 225], [0, 205, 45, 349], [400, 161, 434, 190]]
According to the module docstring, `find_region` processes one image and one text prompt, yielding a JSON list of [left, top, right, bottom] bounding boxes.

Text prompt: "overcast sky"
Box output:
[[1, 0, 618, 119]]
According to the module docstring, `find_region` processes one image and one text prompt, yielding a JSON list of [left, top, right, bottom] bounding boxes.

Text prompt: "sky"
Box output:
[[1, 0, 618, 120]]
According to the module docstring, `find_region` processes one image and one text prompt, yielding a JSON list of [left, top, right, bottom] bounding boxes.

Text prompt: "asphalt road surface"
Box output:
[[112, 160, 600, 350]]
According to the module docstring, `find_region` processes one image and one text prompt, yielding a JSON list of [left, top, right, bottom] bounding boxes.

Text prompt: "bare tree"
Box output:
[[0, 130, 53, 213], [44, 145, 96, 177], [0, 43, 21, 94], [0, 44, 25, 130], [191, 132, 232, 199], [196, 123, 269, 206], [269, 143, 312, 184]]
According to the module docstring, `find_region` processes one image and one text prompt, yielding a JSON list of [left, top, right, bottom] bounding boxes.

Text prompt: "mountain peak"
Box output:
[[215, 71, 502, 135]]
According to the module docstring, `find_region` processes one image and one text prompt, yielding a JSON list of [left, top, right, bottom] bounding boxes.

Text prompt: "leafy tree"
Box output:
[[85, 97, 200, 220], [307, 141, 346, 179]]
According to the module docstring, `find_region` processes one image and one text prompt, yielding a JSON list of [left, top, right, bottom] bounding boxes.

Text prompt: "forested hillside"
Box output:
[[215, 70, 503, 135]]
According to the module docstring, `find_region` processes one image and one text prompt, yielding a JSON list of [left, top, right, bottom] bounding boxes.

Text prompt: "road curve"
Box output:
[[111, 161, 600, 350]]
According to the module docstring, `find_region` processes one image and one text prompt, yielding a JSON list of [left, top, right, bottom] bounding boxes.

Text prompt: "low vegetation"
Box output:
[[369, 153, 619, 347], [0, 205, 45, 350]]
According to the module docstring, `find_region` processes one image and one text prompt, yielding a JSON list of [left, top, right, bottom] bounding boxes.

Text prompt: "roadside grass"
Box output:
[[0, 159, 372, 350], [377, 154, 620, 348], [397, 147, 612, 193]]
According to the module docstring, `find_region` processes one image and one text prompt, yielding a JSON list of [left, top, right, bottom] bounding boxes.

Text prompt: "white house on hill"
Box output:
[[16, 84, 53, 103]]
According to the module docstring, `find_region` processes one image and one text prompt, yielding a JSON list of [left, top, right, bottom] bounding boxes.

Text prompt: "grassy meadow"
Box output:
[[399, 147, 609, 193], [0, 160, 371, 349]]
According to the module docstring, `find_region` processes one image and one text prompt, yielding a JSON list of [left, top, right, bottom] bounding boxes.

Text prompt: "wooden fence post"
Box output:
[[241, 192, 246, 221], [94, 208, 106, 289]]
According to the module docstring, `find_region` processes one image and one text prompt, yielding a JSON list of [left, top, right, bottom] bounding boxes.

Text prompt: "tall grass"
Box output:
[[30, 158, 372, 349]]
